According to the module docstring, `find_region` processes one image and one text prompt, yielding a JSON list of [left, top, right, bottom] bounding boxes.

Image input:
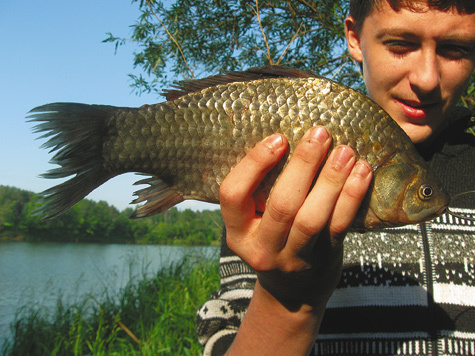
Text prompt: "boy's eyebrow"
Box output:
[[375, 29, 419, 40], [376, 28, 475, 45]]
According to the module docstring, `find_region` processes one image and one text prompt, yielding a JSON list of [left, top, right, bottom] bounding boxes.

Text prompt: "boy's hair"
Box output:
[[349, 0, 475, 32]]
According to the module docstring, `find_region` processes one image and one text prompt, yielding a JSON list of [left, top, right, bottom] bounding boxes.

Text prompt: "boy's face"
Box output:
[[346, 1, 475, 143]]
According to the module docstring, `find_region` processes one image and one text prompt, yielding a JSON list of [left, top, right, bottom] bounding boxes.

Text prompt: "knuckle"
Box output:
[[247, 252, 274, 272], [227, 236, 276, 272], [293, 139, 328, 165], [329, 222, 349, 237], [294, 217, 322, 238], [277, 249, 313, 273], [248, 135, 286, 165], [219, 180, 233, 200], [341, 184, 365, 201], [219, 182, 239, 207], [340, 169, 372, 202], [279, 260, 309, 274], [322, 169, 347, 188], [267, 200, 297, 224], [246, 146, 269, 165], [292, 145, 320, 165]]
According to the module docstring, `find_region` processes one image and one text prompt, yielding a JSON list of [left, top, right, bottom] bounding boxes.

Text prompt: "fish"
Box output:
[[28, 65, 449, 231]]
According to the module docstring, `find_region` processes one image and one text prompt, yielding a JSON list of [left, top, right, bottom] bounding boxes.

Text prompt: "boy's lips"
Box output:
[[394, 98, 438, 121]]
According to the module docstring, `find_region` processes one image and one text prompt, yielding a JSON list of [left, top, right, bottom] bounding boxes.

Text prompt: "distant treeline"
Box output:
[[0, 185, 223, 245]]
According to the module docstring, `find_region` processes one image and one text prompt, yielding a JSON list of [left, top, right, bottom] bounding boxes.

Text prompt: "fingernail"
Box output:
[[353, 161, 372, 178], [309, 126, 329, 143], [331, 146, 354, 167], [263, 134, 284, 150]]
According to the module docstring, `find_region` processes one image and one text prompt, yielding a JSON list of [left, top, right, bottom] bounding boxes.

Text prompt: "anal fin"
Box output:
[[131, 175, 184, 218]]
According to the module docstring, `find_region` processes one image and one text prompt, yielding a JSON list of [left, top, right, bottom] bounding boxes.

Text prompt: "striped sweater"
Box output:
[[197, 110, 475, 356]]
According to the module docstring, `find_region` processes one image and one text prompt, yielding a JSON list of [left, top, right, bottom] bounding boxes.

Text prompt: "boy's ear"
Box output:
[[345, 16, 363, 63]]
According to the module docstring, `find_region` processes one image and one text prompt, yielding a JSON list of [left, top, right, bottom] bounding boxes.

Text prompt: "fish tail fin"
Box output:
[[28, 103, 118, 218]]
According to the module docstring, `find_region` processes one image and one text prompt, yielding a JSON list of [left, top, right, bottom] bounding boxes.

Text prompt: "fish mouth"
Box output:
[[367, 202, 449, 230], [408, 203, 449, 224], [436, 205, 448, 217]]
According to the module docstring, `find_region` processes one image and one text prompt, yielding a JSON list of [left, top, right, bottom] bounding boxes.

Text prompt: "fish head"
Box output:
[[357, 152, 449, 231]]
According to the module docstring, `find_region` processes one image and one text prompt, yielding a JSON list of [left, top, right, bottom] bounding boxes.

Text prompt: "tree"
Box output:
[[0, 185, 223, 244]]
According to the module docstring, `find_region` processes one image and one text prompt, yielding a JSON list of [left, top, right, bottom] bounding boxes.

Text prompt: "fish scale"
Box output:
[[28, 66, 449, 230]]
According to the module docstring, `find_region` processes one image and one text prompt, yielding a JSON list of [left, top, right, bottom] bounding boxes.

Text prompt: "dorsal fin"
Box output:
[[162, 65, 318, 101]]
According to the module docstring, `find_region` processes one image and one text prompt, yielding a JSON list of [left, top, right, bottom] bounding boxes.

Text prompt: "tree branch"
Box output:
[[145, 0, 195, 79], [252, 0, 274, 65]]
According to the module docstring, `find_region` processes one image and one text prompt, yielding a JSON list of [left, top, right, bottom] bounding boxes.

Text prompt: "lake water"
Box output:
[[0, 241, 218, 349]]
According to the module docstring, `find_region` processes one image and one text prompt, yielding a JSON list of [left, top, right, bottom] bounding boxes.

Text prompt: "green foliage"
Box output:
[[2, 256, 220, 356], [140, 209, 224, 245], [104, 0, 360, 95], [0, 185, 223, 245], [459, 70, 475, 135]]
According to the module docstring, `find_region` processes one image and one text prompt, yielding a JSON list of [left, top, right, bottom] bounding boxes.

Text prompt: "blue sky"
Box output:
[[0, 0, 216, 212]]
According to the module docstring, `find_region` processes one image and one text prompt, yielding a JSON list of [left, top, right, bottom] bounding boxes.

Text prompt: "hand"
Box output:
[[220, 127, 372, 355], [220, 126, 373, 309]]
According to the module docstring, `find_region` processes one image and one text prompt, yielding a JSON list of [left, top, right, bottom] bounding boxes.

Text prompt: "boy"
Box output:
[[197, 1, 475, 355]]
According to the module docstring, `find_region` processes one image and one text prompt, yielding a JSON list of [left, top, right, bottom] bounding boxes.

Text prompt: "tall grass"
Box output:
[[2, 255, 220, 356]]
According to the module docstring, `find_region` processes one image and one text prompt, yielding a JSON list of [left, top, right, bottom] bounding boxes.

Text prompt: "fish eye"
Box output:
[[419, 185, 434, 200]]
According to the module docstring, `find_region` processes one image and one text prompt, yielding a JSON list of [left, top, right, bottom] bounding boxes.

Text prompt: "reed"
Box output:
[[2, 255, 220, 356]]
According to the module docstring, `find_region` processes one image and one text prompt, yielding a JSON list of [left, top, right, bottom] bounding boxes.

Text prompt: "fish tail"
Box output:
[[28, 103, 118, 218]]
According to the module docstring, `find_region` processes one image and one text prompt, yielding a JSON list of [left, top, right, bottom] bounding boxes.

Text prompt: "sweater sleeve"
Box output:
[[196, 228, 256, 356]]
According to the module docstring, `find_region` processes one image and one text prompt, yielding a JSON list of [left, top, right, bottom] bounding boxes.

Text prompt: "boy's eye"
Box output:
[[438, 45, 472, 59], [384, 41, 417, 55]]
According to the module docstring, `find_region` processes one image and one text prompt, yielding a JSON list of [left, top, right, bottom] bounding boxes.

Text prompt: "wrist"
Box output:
[[226, 280, 327, 356]]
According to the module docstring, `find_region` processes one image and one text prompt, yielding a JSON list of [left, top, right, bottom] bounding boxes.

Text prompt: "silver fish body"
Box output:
[[29, 66, 449, 230]]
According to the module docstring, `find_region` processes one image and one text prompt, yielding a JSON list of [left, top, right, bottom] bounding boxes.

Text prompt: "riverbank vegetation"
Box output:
[[2, 255, 220, 356], [0, 185, 223, 245]]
